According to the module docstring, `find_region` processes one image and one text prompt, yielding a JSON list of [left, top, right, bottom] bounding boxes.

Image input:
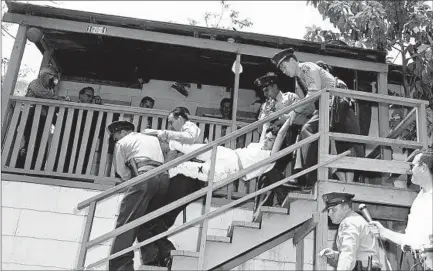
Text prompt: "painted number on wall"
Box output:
[[86, 25, 107, 35]]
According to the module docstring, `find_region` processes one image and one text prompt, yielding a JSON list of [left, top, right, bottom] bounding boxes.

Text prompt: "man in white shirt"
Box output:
[[142, 107, 201, 144], [108, 120, 171, 270], [369, 151, 433, 270]]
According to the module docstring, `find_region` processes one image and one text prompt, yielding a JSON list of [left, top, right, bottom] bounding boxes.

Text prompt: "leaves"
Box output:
[[188, 1, 253, 29], [306, 0, 433, 142]]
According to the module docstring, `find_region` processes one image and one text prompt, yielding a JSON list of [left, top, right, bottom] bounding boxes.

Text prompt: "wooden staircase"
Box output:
[[140, 197, 317, 271]]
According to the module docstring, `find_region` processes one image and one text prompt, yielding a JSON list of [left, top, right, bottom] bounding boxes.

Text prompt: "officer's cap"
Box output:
[[254, 72, 278, 90], [107, 120, 135, 135], [322, 192, 355, 211], [270, 48, 297, 68]]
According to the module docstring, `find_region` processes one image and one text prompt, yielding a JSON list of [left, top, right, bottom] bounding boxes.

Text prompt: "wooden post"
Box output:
[[76, 201, 96, 270], [231, 54, 241, 149], [39, 47, 54, 71], [197, 146, 218, 269], [418, 104, 429, 150], [318, 91, 330, 181], [315, 181, 328, 271], [377, 72, 392, 184], [1, 25, 27, 129]]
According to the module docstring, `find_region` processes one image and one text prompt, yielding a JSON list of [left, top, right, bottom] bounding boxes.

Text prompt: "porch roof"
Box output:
[[6, 1, 386, 89]]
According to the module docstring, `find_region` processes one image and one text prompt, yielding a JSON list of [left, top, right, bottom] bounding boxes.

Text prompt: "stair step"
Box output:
[[170, 250, 200, 258], [207, 235, 231, 243], [170, 250, 199, 271], [139, 265, 168, 271], [228, 221, 260, 237], [253, 206, 289, 223], [282, 192, 316, 208]]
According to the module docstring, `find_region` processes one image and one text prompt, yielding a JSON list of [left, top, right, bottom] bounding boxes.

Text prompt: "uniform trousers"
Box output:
[[109, 165, 170, 271]]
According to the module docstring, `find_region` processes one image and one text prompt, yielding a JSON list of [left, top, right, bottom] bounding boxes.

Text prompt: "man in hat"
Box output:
[[107, 120, 171, 270], [315, 60, 365, 182], [270, 48, 337, 187], [319, 192, 382, 271], [254, 72, 302, 207]]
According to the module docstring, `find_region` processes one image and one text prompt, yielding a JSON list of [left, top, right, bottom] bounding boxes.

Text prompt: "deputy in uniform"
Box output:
[[270, 48, 363, 185], [320, 192, 382, 271], [254, 72, 302, 206], [108, 120, 171, 270]]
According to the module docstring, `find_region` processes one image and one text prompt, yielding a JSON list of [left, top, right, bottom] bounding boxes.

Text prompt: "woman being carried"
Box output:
[[167, 117, 293, 183]]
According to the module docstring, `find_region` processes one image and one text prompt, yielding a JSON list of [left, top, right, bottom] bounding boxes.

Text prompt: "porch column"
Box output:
[[231, 53, 241, 148], [377, 72, 392, 184], [1, 24, 27, 128]]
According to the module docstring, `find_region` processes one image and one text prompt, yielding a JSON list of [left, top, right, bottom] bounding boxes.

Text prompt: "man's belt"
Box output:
[[126, 157, 163, 178]]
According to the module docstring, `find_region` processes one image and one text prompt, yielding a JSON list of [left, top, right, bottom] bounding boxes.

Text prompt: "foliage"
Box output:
[[305, 0, 433, 99], [305, 0, 433, 146], [187, 1, 253, 30]]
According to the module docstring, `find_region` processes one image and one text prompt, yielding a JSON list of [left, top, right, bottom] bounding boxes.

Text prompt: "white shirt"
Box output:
[[169, 141, 274, 181], [165, 121, 201, 144], [402, 188, 433, 250], [235, 143, 274, 181], [114, 132, 164, 181]]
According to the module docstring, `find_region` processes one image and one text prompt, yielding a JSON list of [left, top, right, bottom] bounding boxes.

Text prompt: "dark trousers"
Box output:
[[109, 169, 170, 271], [296, 112, 320, 187]]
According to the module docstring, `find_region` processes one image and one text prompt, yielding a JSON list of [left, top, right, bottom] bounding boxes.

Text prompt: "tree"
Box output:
[[305, 0, 432, 100], [187, 1, 253, 30], [305, 0, 433, 146]]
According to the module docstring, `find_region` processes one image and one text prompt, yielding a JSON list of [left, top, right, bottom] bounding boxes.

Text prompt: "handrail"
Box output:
[[85, 132, 322, 249], [76, 89, 326, 210], [9, 96, 248, 127], [86, 143, 350, 269], [328, 87, 429, 107]]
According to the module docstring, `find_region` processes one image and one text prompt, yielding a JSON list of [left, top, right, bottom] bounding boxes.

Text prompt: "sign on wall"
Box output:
[[86, 25, 107, 35]]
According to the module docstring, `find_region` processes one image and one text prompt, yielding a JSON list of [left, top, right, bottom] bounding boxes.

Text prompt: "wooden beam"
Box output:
[[1, 173, 113, 191], [296, 238, 305, 271], [315, 181, 329, 270], [1, 25, 27, 128], [417, 104, 429, 150], [377, 72, 392, 184], [3, 12, 388, 72], [322, 155, 411, 175], [293, 213, 319, 245], [318, 92, 330, 181], [328, 88, 429, 107], [352, 203, 409, 222], [231, 54, 241, 149], [318, 180, 417, 207], [328, 132, 422, 149]]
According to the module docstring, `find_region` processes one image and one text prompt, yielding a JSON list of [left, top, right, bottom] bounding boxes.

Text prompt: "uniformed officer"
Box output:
[[108, 120, 171, 270], [319, 192, 382, 271]]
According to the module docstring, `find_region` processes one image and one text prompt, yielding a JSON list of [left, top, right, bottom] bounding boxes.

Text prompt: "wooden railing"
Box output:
[[1, 96, 260, 196], [1, 87, 429, 269], [72, 87, 430, 270]]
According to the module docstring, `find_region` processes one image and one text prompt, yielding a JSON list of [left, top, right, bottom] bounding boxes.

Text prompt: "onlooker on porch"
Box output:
[[139, 96, 155, 109], [16, 66, 69, 168]]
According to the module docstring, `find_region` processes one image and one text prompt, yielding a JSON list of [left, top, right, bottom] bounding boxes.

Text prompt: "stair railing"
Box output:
[[76, 88, 336, 269]]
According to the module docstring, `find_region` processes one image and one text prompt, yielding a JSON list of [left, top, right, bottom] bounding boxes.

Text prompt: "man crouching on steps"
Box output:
[[108, 120, 170, 271]]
